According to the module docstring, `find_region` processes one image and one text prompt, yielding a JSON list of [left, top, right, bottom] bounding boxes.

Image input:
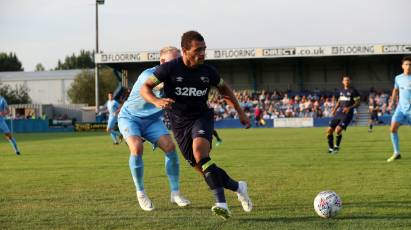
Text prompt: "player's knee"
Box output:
[[162, 141, 175, 153], [193, 141, 210, 159], [390, 123, 400, 133], [128, 138, 144, 154]]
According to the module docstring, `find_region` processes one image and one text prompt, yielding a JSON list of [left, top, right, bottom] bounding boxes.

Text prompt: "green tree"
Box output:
[[0, 84, 31, 104], [35, 63, 45, 71], [67, 68, 118, 106], [55, 50, 95, 70], [0, 52, 24, 71]]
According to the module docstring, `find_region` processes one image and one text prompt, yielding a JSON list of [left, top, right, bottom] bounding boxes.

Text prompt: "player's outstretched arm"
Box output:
[[141, 77, 174, 109], [217, 83, 250, 128]]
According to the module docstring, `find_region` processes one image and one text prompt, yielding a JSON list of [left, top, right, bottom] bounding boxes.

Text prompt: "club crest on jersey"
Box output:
[[176, 76, 184, 82], [200, 76, 209, 83]]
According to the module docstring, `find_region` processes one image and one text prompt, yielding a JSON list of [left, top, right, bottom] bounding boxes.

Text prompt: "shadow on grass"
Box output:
[[13, 132, 106, 142], [238, 214, 411, 224], [160, 205, 214, 212], [238, 216, 316, 223], [344, 200, 411, 208], [337, 215, 411, 220], [238, 201, 411, 223]]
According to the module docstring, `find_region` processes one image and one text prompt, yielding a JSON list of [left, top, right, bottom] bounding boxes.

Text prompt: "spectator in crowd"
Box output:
[[209, 88, 396, 124]]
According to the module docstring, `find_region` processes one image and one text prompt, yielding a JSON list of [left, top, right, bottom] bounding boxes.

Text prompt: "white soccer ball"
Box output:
[[313, 191, 342, 218]]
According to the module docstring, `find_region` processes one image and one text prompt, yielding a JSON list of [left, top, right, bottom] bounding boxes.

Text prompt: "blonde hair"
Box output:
[[160, 46, 180, 58]]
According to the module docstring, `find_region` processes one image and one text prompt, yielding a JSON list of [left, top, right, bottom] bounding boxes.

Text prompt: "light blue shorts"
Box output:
[[392, 108, 411, 125], [0, 120, 10, 133], [118, 116, 169, 145], [107, 116, 118, 130]]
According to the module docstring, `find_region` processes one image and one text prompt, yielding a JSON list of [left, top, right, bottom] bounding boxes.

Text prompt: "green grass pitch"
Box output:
[[1, 126, 410, 229]]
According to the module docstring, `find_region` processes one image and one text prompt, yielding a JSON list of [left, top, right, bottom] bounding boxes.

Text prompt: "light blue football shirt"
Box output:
[[106, 99, 120, 118], [394, 73, 411, 111], [119, 67, 163, 118], [0, 96, 8, 121]]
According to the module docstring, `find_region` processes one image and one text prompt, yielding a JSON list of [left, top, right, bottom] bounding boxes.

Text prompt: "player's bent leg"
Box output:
[[193, 137, 230, 218], [194, 137, 252, 214], [334, 126, 344, 152], [368, 119, 373, 132], [107, 128, 119, 144], [5, 133, 20, 155], [107, 117, 120, 144], [326, 127, 335, 154]]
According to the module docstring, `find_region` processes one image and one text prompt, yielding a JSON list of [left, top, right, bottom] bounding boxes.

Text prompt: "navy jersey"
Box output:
[[152, 57, 223, 118], [337, 87, 360, 115]]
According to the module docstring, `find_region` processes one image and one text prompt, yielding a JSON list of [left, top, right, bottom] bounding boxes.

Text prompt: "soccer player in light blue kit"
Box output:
[[0, 96, 21, 155], [387, 56, 411, 162], [118, 46, 190, 211], [106, 92, 122, 144]]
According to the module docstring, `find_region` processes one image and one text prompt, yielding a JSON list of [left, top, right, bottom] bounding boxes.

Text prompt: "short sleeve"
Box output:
[[153, 62, 172, 84], [394, 77, 399, 89], [208, 66, 223, 87]]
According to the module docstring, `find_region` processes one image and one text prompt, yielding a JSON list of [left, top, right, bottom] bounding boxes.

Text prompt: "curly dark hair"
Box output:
[[181, 31, 204, 50]]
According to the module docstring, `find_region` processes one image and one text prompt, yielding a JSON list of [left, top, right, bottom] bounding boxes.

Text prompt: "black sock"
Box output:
[[213, 130, 221, 142], [212, 188, 226, 203], [336, 134, 342, 147], [216, 167, 239, 191], [327, 134, 334, 149], [199, 157, 226, 203]]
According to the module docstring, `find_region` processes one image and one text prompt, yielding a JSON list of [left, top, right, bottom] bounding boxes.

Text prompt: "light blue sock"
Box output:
[[113, 130, 121, 137], [129, 154, 144, 191], [165, 151, 180, 192], [110, 131, 118, 143], [8, 138, 19, 153], [391, 132, 400, 154]]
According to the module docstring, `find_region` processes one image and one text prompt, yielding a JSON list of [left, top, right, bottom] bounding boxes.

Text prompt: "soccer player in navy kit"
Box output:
[[327, 76, 360, 154], [141, 31, 252, 219], [368, 98, 379, 132]]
